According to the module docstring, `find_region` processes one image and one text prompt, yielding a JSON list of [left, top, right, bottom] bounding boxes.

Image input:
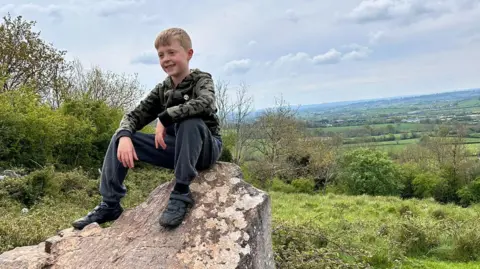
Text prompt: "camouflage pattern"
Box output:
[[114, 69, 221, 138]]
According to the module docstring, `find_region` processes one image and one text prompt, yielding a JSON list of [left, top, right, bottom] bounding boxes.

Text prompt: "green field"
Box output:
[[319, 123, 427, 133]]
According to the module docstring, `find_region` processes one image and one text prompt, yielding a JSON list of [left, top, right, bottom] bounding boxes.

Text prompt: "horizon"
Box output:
[[255, 87, 480, 111]]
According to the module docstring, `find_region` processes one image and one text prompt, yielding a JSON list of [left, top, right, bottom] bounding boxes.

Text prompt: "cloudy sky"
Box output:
[[1, 0, 479, 109]]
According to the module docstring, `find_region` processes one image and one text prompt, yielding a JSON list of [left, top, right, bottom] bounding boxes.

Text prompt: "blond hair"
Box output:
[[154, 28, 192, 51]]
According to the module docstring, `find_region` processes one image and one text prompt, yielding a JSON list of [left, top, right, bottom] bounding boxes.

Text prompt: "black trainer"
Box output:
[[159, 191, 194, 228], [72, 202, 123, 230]]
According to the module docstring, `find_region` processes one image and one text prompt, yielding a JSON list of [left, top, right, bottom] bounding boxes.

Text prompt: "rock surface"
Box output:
[[0, 162, 275, 269]]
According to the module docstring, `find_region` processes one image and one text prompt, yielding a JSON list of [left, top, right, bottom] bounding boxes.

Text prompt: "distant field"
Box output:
[[318, 123, 428, 133], [343, 137, 480, 155], [457, 98, 480, 108]]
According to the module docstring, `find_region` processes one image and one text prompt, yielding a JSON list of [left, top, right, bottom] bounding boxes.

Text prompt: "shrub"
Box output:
[[272, 222, 372, 268], [451, 228, 480, 261], [432, 166, 462, 204], [0, 88, 123, 171], [337, 148, 402, 196], [397, 162, 419, 199], [291, 177, 315, 194], [218, 147, 233, 162], [270, 178, 296, 193], [0, 166, 99, 207], [457, 177, 480, 207], [412, 172, 441, 199], [393, 218, 439, 256]]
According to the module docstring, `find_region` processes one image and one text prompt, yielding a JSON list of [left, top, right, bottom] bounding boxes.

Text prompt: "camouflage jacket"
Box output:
[[114, 69, 221, 139]]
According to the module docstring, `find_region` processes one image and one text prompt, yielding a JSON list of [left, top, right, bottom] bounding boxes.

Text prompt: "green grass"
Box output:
[[404, 259, 480, 268], [270, 191, 480, 268]]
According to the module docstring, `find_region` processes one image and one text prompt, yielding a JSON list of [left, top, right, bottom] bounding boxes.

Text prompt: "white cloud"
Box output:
[[223, 59, 252, 75], [312, 49, 342, 64], [342, 50, 370, 61], [273, 46, 371, 68], [274, 52, 311, 67], [248, 40, 257, 46], [345, 0, 454, 24]]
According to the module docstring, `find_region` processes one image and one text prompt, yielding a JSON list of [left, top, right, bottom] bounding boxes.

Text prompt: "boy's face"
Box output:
[[157, 39, 193, 78]]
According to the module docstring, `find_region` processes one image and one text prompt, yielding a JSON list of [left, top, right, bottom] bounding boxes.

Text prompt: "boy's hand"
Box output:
[[117, 137, 138, 168], [155, 121, 167, 150]]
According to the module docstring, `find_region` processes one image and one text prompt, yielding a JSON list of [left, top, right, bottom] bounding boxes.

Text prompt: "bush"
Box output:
[[457, 177, 480, 207], [272, 222, 372, 268], [337, 148, 402, 196], [0, 88, 123, 171], [432, 166, 462, 204], [291, 177, 315, 194], [398, 162, 419, 199], [412, 172, 441, 199], [270, 178, 296, 193], [0, 166, 98, 207], [218, 147, 233, 162], [393, 218, 439, 256]]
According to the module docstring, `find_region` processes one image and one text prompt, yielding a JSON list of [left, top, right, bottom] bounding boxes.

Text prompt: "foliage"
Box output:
[[291, 177, 316, 194], [0, 15, 146, 111], [337, 148, 402, 196], [0, 87, 123, 171], [218, 146, 233, 162], [412, 172, 442, 199], [272, 222, 373, 268], [457, 177, 480, 207], [0, 14, 71, 107]]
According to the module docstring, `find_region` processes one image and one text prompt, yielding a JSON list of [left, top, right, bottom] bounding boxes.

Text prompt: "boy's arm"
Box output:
[[115, 84, 163, 139], [158, 75, 216, 126]]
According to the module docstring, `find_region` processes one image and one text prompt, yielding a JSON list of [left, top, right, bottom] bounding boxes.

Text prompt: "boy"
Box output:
[[72, 28, 222, 230]]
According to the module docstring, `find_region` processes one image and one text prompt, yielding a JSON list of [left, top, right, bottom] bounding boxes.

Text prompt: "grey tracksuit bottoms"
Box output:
[[99, 118, 222, 204]]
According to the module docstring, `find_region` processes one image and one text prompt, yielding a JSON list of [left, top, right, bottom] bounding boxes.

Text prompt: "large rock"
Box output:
[[0, 162, 275, 269]]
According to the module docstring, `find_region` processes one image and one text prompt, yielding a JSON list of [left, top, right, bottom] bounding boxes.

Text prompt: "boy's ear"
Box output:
[[187, 48, 194, 60]]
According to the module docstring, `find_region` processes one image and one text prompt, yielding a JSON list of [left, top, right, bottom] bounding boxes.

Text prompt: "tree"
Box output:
[[254, 96, 302, 163], [337, 148, 402, 196], [215, 79, 234, 129], [249, 96, 306, 184], [231, 82, 254, 163], [214, 80, 254, 164], [67, 59, 146, 111], [0, 14, 72, 107], [386, 124, 396, 134]]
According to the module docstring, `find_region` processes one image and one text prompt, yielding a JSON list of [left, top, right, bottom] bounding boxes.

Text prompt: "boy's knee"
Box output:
[[177, 118, 205, 130]]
